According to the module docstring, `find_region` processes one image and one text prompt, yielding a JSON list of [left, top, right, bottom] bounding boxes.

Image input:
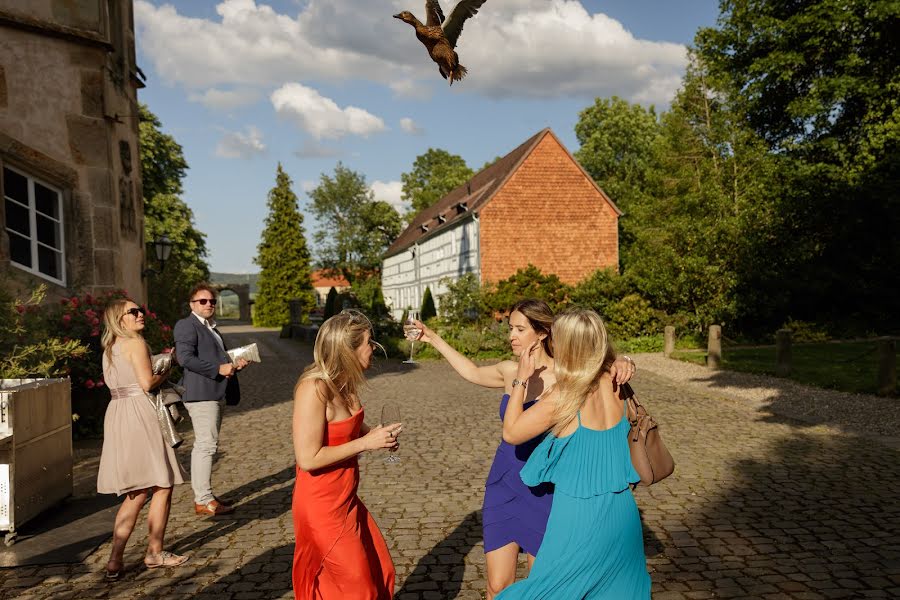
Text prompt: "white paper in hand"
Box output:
[[227, 343, 261, 365]]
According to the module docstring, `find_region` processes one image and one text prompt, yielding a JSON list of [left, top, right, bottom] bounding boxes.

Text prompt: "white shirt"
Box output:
[[193, 311, 226, 354]]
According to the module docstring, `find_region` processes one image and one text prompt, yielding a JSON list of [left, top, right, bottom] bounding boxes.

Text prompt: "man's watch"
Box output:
[[512, 378, 527, 389]]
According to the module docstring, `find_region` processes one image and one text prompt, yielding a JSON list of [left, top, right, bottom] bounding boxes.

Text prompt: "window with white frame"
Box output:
[[3, 166, 66, 284]]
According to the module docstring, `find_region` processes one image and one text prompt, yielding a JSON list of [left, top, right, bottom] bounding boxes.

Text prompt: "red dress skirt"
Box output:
[[292, 409, 395, 599]]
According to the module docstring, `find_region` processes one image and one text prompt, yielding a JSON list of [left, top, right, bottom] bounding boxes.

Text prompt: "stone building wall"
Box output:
[[0, 0, 145, 302]]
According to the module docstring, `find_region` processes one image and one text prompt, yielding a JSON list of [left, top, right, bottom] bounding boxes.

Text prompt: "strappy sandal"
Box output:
[[144, 550, 188, 569], [105, 559, 123, 581]]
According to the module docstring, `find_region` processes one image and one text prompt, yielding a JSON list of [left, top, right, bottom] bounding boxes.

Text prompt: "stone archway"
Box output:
[[211, 283, 251, 321]]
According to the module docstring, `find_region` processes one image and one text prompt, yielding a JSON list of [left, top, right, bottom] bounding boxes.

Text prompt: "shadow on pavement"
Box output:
[[396, 511, 481, 599], [173, 465, 295, 556], [648, 368, 900, 597], [0, 494, 119, 568]]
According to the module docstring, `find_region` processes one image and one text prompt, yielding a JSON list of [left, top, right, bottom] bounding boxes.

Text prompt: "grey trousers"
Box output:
[[183, 399, 223, 505]]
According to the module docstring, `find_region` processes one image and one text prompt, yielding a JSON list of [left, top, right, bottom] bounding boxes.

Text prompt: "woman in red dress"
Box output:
[[292, 310, 402, 599]]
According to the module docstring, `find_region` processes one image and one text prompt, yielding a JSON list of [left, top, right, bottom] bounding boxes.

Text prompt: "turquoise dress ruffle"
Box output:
[[496, 404, 651, 599]]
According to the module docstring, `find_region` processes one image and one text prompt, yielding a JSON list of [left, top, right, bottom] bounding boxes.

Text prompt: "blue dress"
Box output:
[[496, 404, 651, 599], [482, 395, 554, 556]]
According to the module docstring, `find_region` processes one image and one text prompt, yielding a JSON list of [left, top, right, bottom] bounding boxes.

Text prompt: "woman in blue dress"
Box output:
[[413, 300, 636, 598], [497, 308, 651, 599]]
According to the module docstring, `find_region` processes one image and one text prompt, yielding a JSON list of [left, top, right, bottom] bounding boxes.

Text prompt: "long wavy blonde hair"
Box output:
[[296, 310, 381, 409], [549, 309, 616, 436], [101, 298, 141, 362]]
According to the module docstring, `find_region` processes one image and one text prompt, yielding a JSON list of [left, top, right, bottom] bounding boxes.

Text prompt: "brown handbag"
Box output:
[[620, 383, 674, 486]]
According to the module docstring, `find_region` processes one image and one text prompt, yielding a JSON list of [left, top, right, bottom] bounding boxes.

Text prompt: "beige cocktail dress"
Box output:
[[96, 342, 186, 495]]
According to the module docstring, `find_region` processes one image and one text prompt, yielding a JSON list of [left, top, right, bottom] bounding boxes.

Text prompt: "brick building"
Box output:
[[310, 269, 350, 307], [0, 1, 146, 301], [382, 128, 621, 319]]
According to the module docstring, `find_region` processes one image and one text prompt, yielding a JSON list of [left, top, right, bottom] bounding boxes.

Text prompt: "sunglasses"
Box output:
[[124, 307, 146, 318], [191, 298, 218, 306]]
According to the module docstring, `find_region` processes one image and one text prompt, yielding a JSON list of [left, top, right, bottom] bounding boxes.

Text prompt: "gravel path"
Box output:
[[632, 352, 900, 449]]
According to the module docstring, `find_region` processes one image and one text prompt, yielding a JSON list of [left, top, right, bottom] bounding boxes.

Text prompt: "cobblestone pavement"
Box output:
[[2, 326, 898, 599]]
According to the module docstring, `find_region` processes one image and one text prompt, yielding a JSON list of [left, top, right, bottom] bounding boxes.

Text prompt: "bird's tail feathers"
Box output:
[[451, 64, 467, 83]]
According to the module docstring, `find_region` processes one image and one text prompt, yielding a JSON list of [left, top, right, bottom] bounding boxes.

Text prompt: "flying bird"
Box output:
[[394, 0, 488, 86]]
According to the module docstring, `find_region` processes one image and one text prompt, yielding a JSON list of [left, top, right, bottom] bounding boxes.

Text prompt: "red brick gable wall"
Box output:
[[479, 134, 619, 285]]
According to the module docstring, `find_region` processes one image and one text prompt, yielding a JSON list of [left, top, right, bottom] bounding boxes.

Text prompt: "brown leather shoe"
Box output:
[[194, 498, 234, 516]]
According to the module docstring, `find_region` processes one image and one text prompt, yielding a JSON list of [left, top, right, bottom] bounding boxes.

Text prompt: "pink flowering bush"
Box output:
[[54, 289, 173, 391], [1, 279, 176, 438]]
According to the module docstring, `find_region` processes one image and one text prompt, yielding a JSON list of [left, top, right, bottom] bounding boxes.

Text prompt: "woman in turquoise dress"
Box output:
[[497, 309, 651, 599]]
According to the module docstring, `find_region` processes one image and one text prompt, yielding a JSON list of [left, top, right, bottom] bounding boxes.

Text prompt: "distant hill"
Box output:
[[210, 272, 259, 293]]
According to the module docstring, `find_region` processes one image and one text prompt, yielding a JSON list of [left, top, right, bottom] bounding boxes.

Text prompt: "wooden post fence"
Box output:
[[775, 329, 792, 377], [664, 326, 676, 358], [707, 325, 722, 369], [877, 338, 897, 396]]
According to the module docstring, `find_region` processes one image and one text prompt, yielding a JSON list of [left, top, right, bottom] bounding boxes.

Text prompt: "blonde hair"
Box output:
[[101, 298, 141, 362], [296, 310, 381, 409], [549, 309, 616, 436]]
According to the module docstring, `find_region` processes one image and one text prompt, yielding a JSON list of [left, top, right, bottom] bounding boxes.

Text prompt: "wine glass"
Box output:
[[381, 404, 402, 464], [402, 311, 421, 365]]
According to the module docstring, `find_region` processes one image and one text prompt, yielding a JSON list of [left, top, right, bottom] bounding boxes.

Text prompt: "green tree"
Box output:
[[253, 164, 315, 327], [139, 104, 209, 323], [623, 56, 780, 331], [351, 274, 388, 318], [401, 148, 474, 217], [437, 273, 489, 323], [574, 97, 661, 210], [323, 286, 338, 320], [420, 286, 437, 321], [486, 265, 572, 315], [695, 0, 900, 331], [310, 163, 402, 284]]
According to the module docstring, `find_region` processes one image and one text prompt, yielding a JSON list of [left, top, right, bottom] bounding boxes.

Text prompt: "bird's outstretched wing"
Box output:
[[425, 0, 445, 27], [442, 0, 487, 48]]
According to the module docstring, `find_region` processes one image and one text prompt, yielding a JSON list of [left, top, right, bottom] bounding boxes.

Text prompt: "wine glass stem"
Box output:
[[409, 341, 415, 362]]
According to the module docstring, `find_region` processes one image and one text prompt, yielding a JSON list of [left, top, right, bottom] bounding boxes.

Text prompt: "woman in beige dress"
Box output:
[[97, 298, 188, 579]]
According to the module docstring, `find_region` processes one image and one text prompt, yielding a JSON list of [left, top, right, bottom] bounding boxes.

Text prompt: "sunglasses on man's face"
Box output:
[[124, 307, 146, 318], [191, 298, 217, 306]]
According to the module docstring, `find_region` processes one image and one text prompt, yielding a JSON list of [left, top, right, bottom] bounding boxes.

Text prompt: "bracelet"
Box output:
[[512, 378, 527, 389]]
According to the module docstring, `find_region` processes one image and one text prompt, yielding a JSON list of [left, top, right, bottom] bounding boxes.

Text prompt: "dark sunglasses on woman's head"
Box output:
[[191, 298, 217, 306], [124, 307, 146, 318]]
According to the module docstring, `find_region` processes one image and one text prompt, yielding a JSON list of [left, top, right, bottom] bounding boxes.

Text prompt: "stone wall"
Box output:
[[0, 0, 145, 302]]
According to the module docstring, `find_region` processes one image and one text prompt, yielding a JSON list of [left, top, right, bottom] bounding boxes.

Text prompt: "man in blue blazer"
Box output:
[[174, 282, 247, 516]]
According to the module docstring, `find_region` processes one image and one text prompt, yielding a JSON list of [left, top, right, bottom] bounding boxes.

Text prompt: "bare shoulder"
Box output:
[[495, 360, 517, 378], [118, 336, 145, 354], [295, 377, 330, 405]]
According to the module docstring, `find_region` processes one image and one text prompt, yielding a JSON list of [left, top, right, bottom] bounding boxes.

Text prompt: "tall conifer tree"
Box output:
[[253, 164, 315, 327]]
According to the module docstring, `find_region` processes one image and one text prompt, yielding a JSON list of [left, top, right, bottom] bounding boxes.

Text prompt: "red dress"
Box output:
[[292, 408, 395, 599]]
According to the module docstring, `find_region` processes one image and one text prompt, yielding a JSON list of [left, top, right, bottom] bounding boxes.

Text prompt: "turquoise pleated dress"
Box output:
[[496, 403, 651, 599]]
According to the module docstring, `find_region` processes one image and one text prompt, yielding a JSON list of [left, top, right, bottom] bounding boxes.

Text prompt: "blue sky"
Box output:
[[135, 1, 720, 273]]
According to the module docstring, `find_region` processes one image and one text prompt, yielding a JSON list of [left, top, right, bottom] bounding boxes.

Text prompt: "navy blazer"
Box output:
[[174, 315, 241, 404]]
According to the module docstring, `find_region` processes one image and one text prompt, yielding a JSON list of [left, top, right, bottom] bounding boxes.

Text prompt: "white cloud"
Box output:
[[188, 88, 261, 110], [399, 117, 423, 135], [370, 180, 406, 213], [136, 0, 687, 104], [271, 83, 386, 140], [215, 126, 266, 158]]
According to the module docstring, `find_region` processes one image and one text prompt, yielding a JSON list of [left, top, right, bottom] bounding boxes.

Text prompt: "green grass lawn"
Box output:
[[671, 340, 898, 396]]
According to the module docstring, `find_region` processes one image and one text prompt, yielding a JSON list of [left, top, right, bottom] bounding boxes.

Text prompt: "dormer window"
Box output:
[[420, 223, 429, 232], [437, 213, 447, 224], [456, 202, 468, 214]]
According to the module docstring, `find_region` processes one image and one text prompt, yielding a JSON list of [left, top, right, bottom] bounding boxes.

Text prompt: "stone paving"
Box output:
[[2, 325, 898, 599]]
